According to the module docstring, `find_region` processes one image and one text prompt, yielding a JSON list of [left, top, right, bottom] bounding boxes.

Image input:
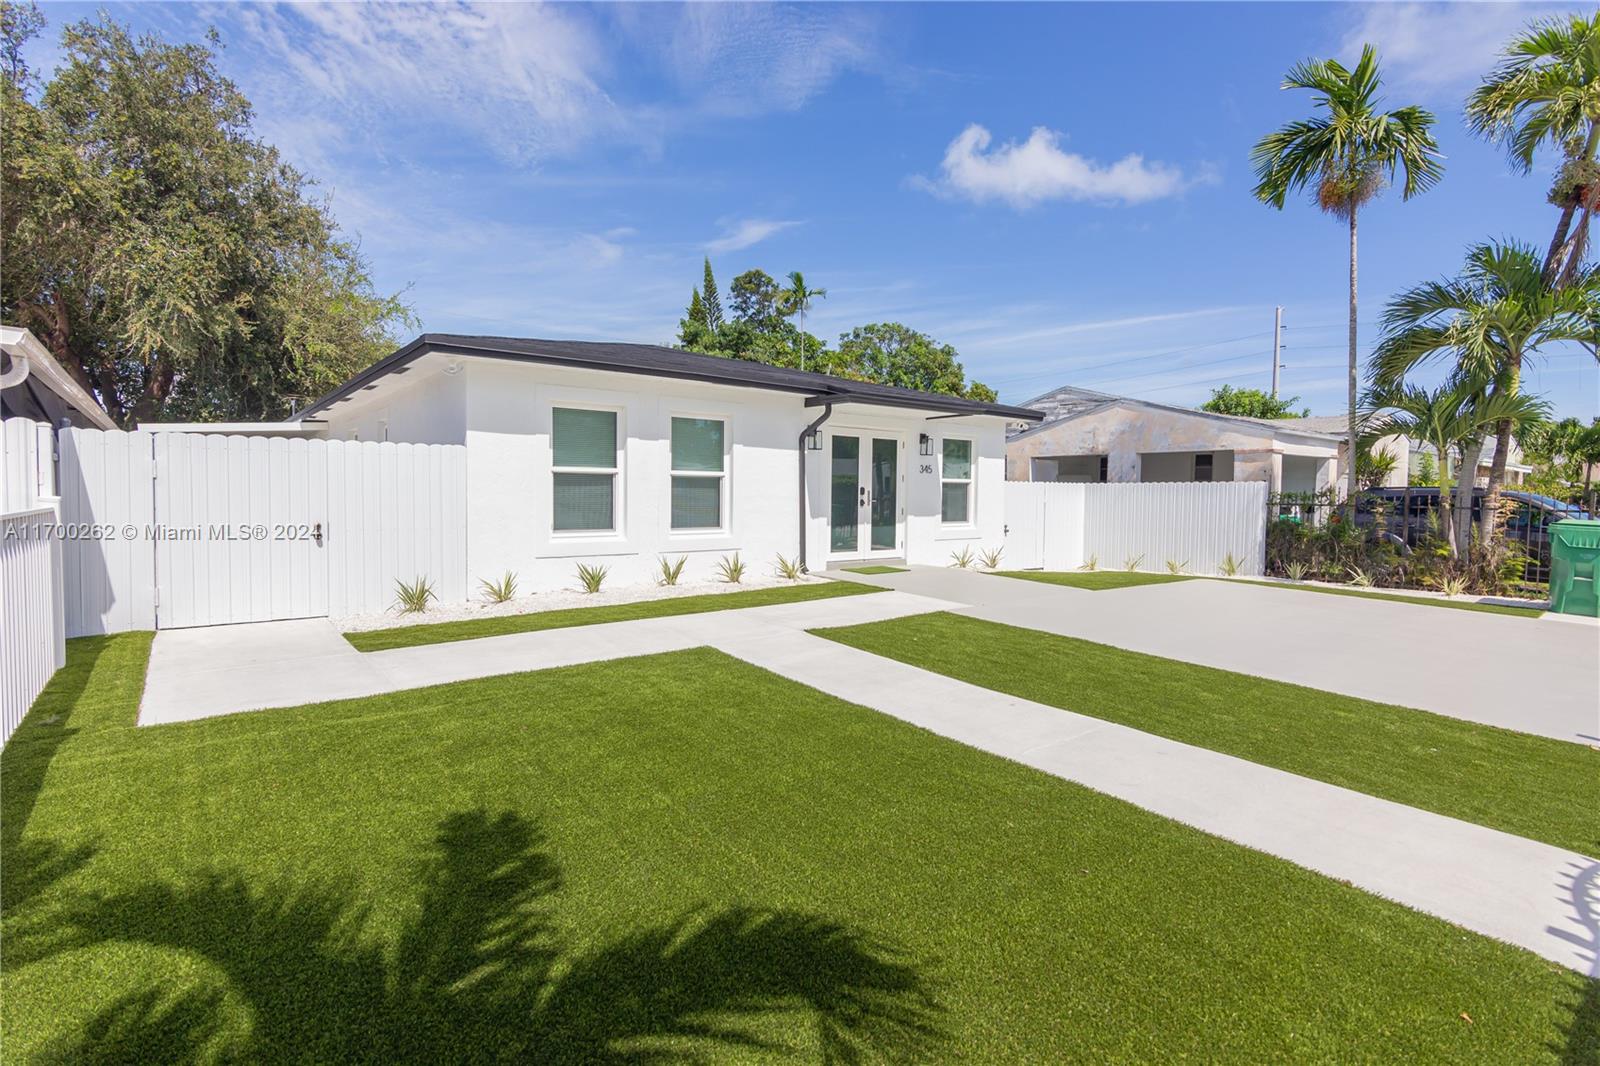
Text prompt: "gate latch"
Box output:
[[312, 522, 323, 546]]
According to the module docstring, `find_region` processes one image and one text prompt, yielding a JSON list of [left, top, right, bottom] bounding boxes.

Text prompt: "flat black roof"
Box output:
[[294, 334, 1042, 421]]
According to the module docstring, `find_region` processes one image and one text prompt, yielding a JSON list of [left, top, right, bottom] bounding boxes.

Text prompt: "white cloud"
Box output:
[[1337, 2, 1566, 92], [914, 124, 1198, 209], [704, 219, 803, 254]]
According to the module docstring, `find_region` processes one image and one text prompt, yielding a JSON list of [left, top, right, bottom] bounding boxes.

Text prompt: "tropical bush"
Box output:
[[716, 553, 747, 583], [576, 563, 608, 594], [657, 555, 687, 587], [394, 576, 437, 614], [774, 554, 804, 581], [478, 571, 518, 604]]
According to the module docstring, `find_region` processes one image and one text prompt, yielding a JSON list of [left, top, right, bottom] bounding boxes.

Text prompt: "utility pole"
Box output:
[[1270, 306, 1283, 399]]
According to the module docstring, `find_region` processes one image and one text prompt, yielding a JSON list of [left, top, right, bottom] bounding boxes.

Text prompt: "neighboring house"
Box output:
[[162, 334, 1039, 591], [1007, 386, 1341, 495], [1282, 419, 1533, 490], [0, 326, 117, 430]]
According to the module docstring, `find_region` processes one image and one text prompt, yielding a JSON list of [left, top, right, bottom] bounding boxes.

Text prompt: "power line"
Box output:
[[986, 329, 1275, 389]]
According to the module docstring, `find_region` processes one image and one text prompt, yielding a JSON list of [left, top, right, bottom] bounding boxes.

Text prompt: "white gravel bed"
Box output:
[[336, 574, 830, 633]]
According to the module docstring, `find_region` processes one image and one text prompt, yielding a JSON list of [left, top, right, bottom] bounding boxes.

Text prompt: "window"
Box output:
[[941, 438, 972, 523], [552, 407, 618, 532], [1194, 453, 1214, 483], [1098, 455, 1109, 483], [670, 416, 725, 530]]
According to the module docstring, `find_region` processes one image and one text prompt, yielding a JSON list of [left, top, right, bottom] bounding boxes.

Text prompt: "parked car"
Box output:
[[1354, 487, 1593, 583]]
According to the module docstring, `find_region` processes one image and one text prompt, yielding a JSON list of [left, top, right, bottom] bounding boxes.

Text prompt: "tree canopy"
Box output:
[[676, 262, 995, 401], [0, 8, 412, 425], [1199, 385, 1308, 419]]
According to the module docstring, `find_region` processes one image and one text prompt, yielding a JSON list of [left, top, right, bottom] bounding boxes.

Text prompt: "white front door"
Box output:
[[827, 432, 903, 558]]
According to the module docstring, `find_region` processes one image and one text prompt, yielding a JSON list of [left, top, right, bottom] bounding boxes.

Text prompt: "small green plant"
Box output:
[[1346, 566, 1375, 588], [1165, 559, 1188, 575], [394, 576, 436, 614], [716, 553, 746, 583], [950, 545, 975, 569], [978, 546, 1004, 570], [477, 571, 518, 604], [1123, 553, 1144, 572], [657, 555, 687, 586], [1438, 574, 1468, 598], [775, 554, 804, 581], [1219, 553, 1241, 577], [576, 563, 609, 594], [1285, 561, 1310, 582], [1079, 554, 1099, 572]]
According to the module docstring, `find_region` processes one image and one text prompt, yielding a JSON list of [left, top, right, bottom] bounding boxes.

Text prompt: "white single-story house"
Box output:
[[1007, 386, 1342, 494], [223, 335, 1038, 591]]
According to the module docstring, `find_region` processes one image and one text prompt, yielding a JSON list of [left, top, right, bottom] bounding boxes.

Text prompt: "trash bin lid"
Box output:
[[1551, 518, 1600, 549]]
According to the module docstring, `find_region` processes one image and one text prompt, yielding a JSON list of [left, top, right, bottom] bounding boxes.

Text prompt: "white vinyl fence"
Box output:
[[1, 418, 65, 745], [1005, 481, 1267, 576], [60, 427, 468, 633]]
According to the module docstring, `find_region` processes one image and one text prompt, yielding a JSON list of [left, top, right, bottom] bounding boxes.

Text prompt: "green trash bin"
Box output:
[[1549, 518, 1600, 618]]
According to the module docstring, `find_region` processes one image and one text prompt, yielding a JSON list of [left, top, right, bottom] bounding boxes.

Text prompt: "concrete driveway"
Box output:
[[828, 567, 1600, 745]]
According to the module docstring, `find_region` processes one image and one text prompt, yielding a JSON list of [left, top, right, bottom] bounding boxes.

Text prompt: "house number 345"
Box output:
[[919, 463, 934, 475]]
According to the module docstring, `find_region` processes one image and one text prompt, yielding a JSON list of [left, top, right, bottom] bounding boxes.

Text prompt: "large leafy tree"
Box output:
[[1370, 240, 1600, 539], [1364, 377, 1549, 556], [1252, 45, 1444, 506], [1199, 385, 1308, 419], [830, 323, 996, 402], [0, 10, 411, 425], [1468, 13, 1600, 287]]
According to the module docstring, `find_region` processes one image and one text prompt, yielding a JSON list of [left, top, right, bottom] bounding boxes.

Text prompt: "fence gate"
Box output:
[[153, 434, 329, 628], [1003, 482, 1045, 569]]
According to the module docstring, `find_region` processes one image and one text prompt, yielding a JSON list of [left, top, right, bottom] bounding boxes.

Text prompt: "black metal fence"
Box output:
[[1266, 487, 1558, 585]]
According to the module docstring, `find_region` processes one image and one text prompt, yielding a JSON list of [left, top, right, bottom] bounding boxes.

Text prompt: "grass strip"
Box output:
[[1228, 578, 1545, 617], [842, 565, 908, 575], [991, 570, 1192, 590], [813, 611, 1598, 855], [345, 580, 880, 651], [1, 634, 1593, 1062]]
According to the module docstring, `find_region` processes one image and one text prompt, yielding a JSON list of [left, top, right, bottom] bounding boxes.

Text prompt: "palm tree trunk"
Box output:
[[1438, 448, 1456, 558], [1454, 437, 1483, 557], [1345, 205, 1359, 511], [1479, 352, 1521, 545], [1546, 122, 1600, 286]]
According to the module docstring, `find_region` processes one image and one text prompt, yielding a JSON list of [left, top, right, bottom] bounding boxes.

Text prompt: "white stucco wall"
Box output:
[[1009, 404, 1338, 492], [320, 355, 1009, 594]]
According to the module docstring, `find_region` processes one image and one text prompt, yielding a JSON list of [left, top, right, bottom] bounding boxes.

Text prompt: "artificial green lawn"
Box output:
[[991, 569, 1193, 590], [345, 579, 880, 652], [3, 636, 1596, 1061], [841, 565, 907, 575], [1229, 578, 1546, 618], [814, 613, 1600, 855]]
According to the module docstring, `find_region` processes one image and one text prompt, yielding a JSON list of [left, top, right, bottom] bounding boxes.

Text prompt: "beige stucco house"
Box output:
[[1007, 386, 1342, 494]]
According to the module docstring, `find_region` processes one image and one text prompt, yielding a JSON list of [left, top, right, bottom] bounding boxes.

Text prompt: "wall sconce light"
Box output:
[[806, 429, 823, 451], [918, 433, 933, 457]]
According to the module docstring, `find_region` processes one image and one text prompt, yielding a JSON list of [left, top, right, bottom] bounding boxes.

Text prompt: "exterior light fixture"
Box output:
[[806, 429, 823, 451], [919, 433, 933, 456]]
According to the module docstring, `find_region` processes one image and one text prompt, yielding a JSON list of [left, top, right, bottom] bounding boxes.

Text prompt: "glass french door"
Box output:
[[829, 434, 900, 556]]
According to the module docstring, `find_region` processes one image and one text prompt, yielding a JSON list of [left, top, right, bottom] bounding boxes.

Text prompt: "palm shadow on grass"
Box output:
[[15, 809, 943, 1063]]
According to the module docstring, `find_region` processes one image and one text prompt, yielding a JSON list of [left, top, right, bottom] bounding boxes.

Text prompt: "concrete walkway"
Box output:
[[140, 585, 1599, 974], [827, 567, 1600, 744]]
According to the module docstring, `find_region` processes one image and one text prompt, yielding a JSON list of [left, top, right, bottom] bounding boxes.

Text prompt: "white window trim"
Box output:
[[940, 436, 974, 527], [667, 412, 730, 535], [550, 402, 623, 537]]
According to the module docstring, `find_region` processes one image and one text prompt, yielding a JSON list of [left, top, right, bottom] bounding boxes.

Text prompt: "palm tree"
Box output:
[[1370, 240, 1600, 539], [778, 270, 827, 372], [1365, 378, 1550, 556], [1252, 45, 1444, 507], [1467, 13, 1600, 287]]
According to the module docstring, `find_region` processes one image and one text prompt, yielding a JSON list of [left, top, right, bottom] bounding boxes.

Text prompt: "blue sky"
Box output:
[[25, 2, 1600, 418]]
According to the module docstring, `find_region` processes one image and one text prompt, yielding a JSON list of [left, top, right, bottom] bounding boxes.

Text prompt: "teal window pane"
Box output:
[[671, 417, 724, 472], [942, 439, 972, 479], [941, 482, 969, 524], [553, 473, 614, 531], [552, 408, 617, 468], [671, 476, 721, 529]]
